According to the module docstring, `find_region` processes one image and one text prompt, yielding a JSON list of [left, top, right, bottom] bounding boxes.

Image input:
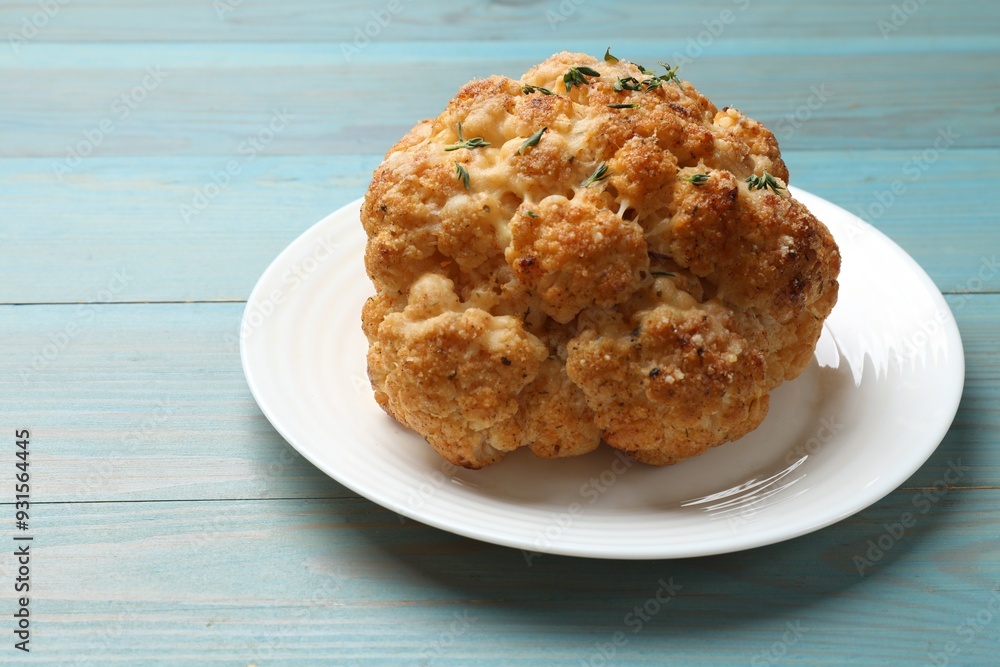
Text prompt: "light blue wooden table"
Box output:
[[2, 1, 999, 664]]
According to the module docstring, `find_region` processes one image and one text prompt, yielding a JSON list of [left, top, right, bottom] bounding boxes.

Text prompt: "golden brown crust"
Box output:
[[566, 283, 770, 465], [360, 51, 840, 468], [505, 196, 648, 323], [373, 274, 547, 468]]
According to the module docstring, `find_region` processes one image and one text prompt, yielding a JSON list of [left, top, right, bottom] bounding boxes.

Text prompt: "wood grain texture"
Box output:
[[1, 295, 997, 506], [2, 491, 998, 665], [0, 150, 997, 304], [1, 302, 346, 503], [1, 0, 997, 663], [1, 44, 997, 158], [1, 0, 998, 42]]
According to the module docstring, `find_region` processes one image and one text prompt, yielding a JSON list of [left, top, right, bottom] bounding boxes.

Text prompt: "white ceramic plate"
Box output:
[[241, 187, 964, 559]]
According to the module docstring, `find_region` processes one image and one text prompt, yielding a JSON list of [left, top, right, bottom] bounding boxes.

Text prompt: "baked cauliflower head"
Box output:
[[361, 51, 840, 469]]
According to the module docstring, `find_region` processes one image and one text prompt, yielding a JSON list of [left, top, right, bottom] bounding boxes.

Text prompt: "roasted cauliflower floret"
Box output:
[[361, 51, 840, 468], [506, 195, 648, 323], [369, 274, 547, 468], [567, 279, 769, 466]]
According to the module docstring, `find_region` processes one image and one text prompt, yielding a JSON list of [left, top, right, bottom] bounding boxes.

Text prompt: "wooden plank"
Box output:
[[1, 0, 997, 43], [0, 155, 379, 304], [8, 490, 1000, 664], [0, 44, 997, 157], [1, 302, 347, 503], [787, 149, 1000, 297], [0, 150, 996, 304], [1, 294, 996, 505]]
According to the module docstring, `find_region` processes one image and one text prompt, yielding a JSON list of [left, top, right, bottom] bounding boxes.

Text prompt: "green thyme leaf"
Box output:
[[526, 210, 539, 218], [604, 47, 619, 64], [583, 162, 610, 187], [745, 171, 785, 194], [614, 76, 642, 92], [637, 63, 683, 92], [564, 65, 601, 91], [607, 103, 639, 109], [651, 270, 676, 277], [444, 122, 490, 151], [445, 136, 489, 151], [658, 62, 683, 89], [681, 173, 710, 186], [522, 84, 553, 95], [454, 161, 470, 189], [518, 126, 548, 155]]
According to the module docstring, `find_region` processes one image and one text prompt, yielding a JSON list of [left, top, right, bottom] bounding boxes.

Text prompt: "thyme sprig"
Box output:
[[583, 162, 610, 187], [614, 64, 682, 94], [656, 62, 682, 88], [745, 171, 785, 194], [519, 126, 548, 154], [635, 62, 683, 92], [564, 65, 601, 91], [522, 84, 554, 95], [454, 162, 470, 189], [444, 122, 490, 151], [681, 173, 710, 186], [614, 77, 642, 92]]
